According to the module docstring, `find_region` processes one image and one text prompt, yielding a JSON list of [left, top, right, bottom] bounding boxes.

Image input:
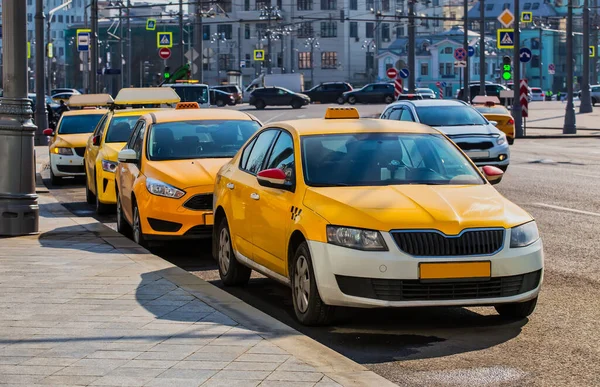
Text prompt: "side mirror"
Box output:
[[118, 149, 138, 163], [482, 165, 504, 185], [257, 168, 291, 190], [92, 135, 100, 146], [42, 128, 54, 136], [489, 121, 498, 127]]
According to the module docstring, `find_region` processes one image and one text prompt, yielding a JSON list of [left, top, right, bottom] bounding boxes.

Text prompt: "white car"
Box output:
[[530, 87, 545, 101]]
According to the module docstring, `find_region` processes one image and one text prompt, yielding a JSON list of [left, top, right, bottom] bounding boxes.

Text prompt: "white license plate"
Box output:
[[466, 151, 490, 159]]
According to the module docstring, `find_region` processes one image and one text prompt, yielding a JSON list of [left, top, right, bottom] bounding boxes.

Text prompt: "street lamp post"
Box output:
[[512, 0, 523, 137], [260, 6, 282, 74], [34, 0, 47, 145], [479, 0, 486, 95], [564, 0, 576, 133], [46, 0, 73, 97], [0, 0, 39, 235], [580, 0, 593, 113], [408, 0, 416, 92], [211, 32, 226, 84], [362, 39, 376, 83], [305, 37, 319, 87]]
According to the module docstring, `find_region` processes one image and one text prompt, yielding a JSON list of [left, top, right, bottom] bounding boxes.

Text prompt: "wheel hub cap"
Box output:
[[294, 256, 310, 313], [218, 228, 231, 275]]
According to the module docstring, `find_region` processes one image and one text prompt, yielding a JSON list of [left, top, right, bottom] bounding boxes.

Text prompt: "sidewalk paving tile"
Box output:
[[209, 370, 272, 380], [38, 375, 101, 385], [156, 368, 216, 381], [201, 380, 261, 387], [143, 378, 205, 387], [225, 361, 280, 371], [266, 371, 324, 382]]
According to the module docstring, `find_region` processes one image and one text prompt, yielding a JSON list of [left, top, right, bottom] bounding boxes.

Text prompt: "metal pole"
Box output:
[[0, 0, 39, 235], [179, 0, 184, 67], [593, 0, 598, 84], [539, 26, 543, 91], [463, 0, 470, 102], [84, 5, 89, 93], [194, 4, 204, 82], [238, 26, 242, 71], [311, 41, 315, 87], [580, 0, 593, 112], [479, 0, 486, 95], [216, 36, 220, 84], [119, 6, 124, 89], [34, 0, 47, 144], [281, 36, 285, 73], [47, 19, 52, 95], [564, 0, 576, 133], [127, 0, 132, 86], [267, 12, 272, 74], [512, 0, 523, 137], [408, 0, 416, 92], [90, 0, 98, 93]]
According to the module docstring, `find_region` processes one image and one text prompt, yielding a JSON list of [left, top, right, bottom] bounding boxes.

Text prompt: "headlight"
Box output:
[[326, 225, 388, 251], [496, 133, 507, 145], [53, 147, 73, 155], [145, 178, 186, 199], [510, 221, 540, 248], [101, 159, 117, 173]]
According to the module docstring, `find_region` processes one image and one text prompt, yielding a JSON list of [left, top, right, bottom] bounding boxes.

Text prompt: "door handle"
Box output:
[[226, 183, 235, 190], [250, 193, 260, 200]]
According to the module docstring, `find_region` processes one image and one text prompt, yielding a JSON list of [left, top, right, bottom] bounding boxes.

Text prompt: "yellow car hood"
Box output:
[[101, 142, 126, 162], [53, 133, 92, 148], [145, 158, 231, 190], [303, 184, 532, 235]]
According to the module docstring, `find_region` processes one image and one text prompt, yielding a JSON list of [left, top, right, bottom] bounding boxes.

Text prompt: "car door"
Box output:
[[310, 85, 323, 102], [119, 120, 145, 224], [86, 113, 109, 185], [249, 130, 296, 276], [276, 88, 293, 105]]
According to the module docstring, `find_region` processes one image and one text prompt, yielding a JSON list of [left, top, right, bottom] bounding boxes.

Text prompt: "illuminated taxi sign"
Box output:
[[114, 87, 180, 106], [68, 94, 114, 107], [175, 79, 199, 83], [472, 96, 501, 106], [175, 102, 200, 110], [324, 107, 360, 119]]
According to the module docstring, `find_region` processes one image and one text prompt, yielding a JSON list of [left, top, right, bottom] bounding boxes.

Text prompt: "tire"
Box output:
[[592, 97, 597, 106], [85, 174, 95, 204], [216, 99, 225, 107], [498, 165, 509, 172], [337, 96, 345, 105], [348, 96, 357, 105], [50, 166, 62, 186], [217, 217, 251, 286], [495, 296, 538, 319], [508, 137, 514, 145], [116, 191, 131, 237], [94, 174, 111, 215], [291, 100, 303, 109], [255, 100, 266, 110], [384, 95, 394, 104], [291, 242, 334, 326], [132, 202, 148, 248]]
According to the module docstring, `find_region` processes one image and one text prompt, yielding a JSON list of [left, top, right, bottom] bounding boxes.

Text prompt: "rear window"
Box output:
[[105, 116, 141, 143], [474, 106, 509, 114], [57, 114, 103, 134], [531, 88, 542, 93]]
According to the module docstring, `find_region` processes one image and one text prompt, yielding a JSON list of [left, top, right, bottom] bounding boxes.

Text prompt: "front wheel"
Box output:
[[116, 192, 131, 237], [336, 96, 345, 105], [94, 175, 111, 215], [50, 166, 62, 186], [85, 174, 95, 204], [495, 297, 538, 319], [254, 100, 266, 110], [347, 96, 357, 105], [217, 217, 251, 286], [384, 95, 394, 104], [132, 202, 148, 248], [216, 99, 225, 107], [291, 100, 303, 109], [291, 242, 334, 326]]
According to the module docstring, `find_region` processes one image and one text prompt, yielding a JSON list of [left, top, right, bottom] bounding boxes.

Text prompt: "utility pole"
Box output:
[[408, 0, 416, 92], [580, 0, 593, 113], [91, 0, 98, 93], [238, 26, 242, 72], [306, 37, 319, 87], [564, 0, 576, 133], [0, 0, 39, 235], [462, 0, 470, 102], [127, 0, 132, 86], [119, 5, 124, 89], [593, 0, 598, 84], [261, 6, 281, 74], [512, 0, 523, 137], [34, 0, 47, 145], [194, 3, 204, 82], [479, 0, 486, 95], [179, 0, 184, 67]]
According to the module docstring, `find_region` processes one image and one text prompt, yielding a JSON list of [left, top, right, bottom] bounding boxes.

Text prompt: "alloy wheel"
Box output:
[[218, 227, 231, 275], [294, 255, 310, 313]]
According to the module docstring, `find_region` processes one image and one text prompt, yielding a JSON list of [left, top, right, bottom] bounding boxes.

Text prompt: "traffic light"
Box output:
[[163, 66, 171, 80], [502, 56, 512, 81]]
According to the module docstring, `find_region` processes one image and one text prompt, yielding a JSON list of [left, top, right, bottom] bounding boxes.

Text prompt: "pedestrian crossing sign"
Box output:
[[497, 29, 515, 49], [254, 50, 265, 61], [521, 11, 532, 23], [157, 32, 173, 48], [146, 19, 157, 31], [590, 46, 596, 58]]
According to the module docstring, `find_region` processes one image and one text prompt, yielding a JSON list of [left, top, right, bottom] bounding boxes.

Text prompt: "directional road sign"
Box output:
[[520, 47, 532, 63], [441, 81, 447, 87], [498, 9, 515, 28], [254, 50, 265, 61], [399, 68, 410, 79], [548, 63, 555, 74], [386, 67, 398, 79], [521, 12, 532, 23], [146, 19, 156, 31], [497, 29, 515, 49], [454, 47, 467, 61], [159, 47, 171, 60], [590, 46, 596, 58], [520, 79, 529, 118], [157, 32, 173, 48], [468, 46, 475, 57], [76, 29, 91, 52], [394, 79, 403, 98]]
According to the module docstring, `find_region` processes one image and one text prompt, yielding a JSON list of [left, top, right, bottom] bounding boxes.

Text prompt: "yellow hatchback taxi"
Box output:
[[115, 104, 261, 246], [44, 94, 112, 184], [213, 107, 544, 326], [472, 96, 515, 145], [84, 88, 180, 214]]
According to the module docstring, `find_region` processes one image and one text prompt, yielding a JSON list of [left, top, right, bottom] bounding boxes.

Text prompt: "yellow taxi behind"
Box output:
[[115, 104, 261, 246], [84, 88, 180, 214], [44, 94, 112, 184], [472, 96, 515, 145], [213, 107, 544, 326]]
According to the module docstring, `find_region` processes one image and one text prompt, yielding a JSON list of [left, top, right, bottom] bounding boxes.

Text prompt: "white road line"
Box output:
[[263, 113, 285, 123], [575, 173, 600, 178], [296, 114, 306, 118], [531, 203, 600, 217]]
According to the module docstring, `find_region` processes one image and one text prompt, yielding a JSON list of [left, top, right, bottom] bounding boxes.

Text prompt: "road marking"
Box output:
[[575, 173, 600, 178], [532, 203, 600, 217], [296, 114, 306, 118], [263, 113, 285, 123]]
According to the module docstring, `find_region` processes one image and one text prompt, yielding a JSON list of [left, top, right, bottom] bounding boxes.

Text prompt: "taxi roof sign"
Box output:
[[472, 96, 501, 105], [68, 94, 114, 107], [114, 87, 180, 106], [324, 107, 360, 119], [175, 102, 200, 110]]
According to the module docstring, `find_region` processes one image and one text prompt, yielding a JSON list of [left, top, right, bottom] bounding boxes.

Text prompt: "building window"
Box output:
[[298, 0, 313, 10], [59, 47, 64, 57], [256, 0, 270, 10], [256, 23, 267, 39], [321, 21, 337, 37], [52, 31, 57, 39], [245, 24, 250, 39], [524, 2, 531, 9], [433, 0, 439, 5], [298, 52, 312, 69], [60, 31, 64, 38], [444, 47, 452, 54], [77, 16, 82, 22], [217, 24, 233, 40], [420, 63, 428, 75], [474, 63, 479, 75], [381, 23, 390, 41], [366, 0, 374, 10], [532, 55, 540, 67], [27, 0, 32, 5], [27, 30, 33, 41], [218, 0, 232, 12], [434, 19, 440, 27], [245, 0, 250, 11], [321, 52, 337, 69], [486, 3, 494, 10], [445, 63, 452, 75], [27, 13, 33, 22], [439, 63, 444, 75], [503, 3, 510, 9], [321, 0, 336, 10], [366, 52, 374, 71], [350, 22, 358, 38], [58, 15, 63, 23], [203, 25, 211, 40], [382, 0, 390, 11], [218, 54, 232, 69], [396, 26, 405, 38], [532, 2, 540, 9], [450, 11, 456, 19], [350, 0, 357, 10], [297, 22, 313, 38], [366, 22, 374, 38]]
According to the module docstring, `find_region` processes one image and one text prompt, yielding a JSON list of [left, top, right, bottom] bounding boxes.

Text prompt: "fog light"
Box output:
[[499, 154, 506, 161]]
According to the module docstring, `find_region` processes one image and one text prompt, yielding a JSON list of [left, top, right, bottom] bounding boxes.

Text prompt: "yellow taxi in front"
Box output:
[[472, 96, 515, 145], [115, 106, 261, 246], [212, 107, 544, 326], [84, 88, 179, 214]]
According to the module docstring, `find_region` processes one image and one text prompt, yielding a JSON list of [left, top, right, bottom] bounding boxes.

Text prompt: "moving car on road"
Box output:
[[380, 99, 510, 170], [304, 82, 353, 104], [457, 83, 512, 105], [51, 88, 81, 96], [210, 89, 236, 107], [211, 85, 243, 104], [213, 107, 543, 325], [162, 80, 210, 107], [249, 87, 310, 110], [84, 88, 180, 214], [472, 96, 515, 145], [339, 83, 395, 105], [43, 94, 111, 184], [115, 104, 261, 246], [530, 87, 545, 102], [416, 88, 436, 99]]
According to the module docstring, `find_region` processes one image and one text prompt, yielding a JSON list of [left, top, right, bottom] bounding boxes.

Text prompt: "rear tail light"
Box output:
[[508, 118, 515, 125]]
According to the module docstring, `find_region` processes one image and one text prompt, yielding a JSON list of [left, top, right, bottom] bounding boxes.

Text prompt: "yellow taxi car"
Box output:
[[115, 103, 261, 246], [472, 96, 515, 145], [43, 94, 112, 184], [84, 88, 180, 214], [213, 107, 544, 326]]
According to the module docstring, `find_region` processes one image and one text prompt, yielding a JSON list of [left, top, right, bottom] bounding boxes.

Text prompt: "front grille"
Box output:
[[147, 218, 182, 232], [335, 270, 541, 302], [74, 147, 86, 157], [392, 229, 504, 256], [183, 194, 213, 210], [56, 165, 85, 174], [456, 142, 495, 150]]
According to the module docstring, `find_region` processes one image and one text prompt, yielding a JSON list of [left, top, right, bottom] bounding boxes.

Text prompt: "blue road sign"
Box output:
[[519, 47, 532, 63], [441, 81, 447, 88], [77, 31, 90, 52], [468, 46, 475, 57], [454, 47, 467, 61], [399, 68, 410, 79]]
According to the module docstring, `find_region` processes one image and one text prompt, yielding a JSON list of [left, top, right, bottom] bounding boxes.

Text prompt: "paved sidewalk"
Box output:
[[527, 100, 600, 130], [0, 180, 395, 386]]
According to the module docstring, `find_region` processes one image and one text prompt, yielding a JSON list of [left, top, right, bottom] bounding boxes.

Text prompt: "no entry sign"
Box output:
[[386, 68, 398, 79], [158, 47, 171, 60]]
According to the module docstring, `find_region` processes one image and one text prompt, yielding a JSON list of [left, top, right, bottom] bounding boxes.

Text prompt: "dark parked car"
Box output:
[[340, 83, 395, 105], [304, 82, 353, 104], [457, 83, 511, 104], [249, 87, 310, 110], [212, 84, 243, 104], [210, 89, 235, 107]]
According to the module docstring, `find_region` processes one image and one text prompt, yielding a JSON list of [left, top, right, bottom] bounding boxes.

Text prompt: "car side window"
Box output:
[[363, 85, 373, 92], [243, 130, 278, 175], [277, 89, 287, 95], [264, 131, 295, 185], [388, 108, 403, 120], [399, 109, 415, 122], [93, 114, 109, 138], [126, 121, 142, 150], [239, 137, 257, 170], [132, 122, 146, 158]]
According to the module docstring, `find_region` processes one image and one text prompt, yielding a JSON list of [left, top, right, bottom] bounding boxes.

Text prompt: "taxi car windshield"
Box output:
[[147, 120, 260, 161], [474, 106, 509, 115], [301, 133, 484, 187], [416, 106, 487, 126], [57, 114, 103, 134], [105, 116, 140, 143]]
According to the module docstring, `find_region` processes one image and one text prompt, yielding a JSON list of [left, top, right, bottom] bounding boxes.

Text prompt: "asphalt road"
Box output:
[[44, 102, 600, 387]]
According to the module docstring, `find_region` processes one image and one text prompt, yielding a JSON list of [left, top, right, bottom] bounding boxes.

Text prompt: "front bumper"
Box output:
[[450, 135, 510, 168], [96, 169, 118, 205], [307, 232, 543, 308], [50, 152, 85, 177]]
